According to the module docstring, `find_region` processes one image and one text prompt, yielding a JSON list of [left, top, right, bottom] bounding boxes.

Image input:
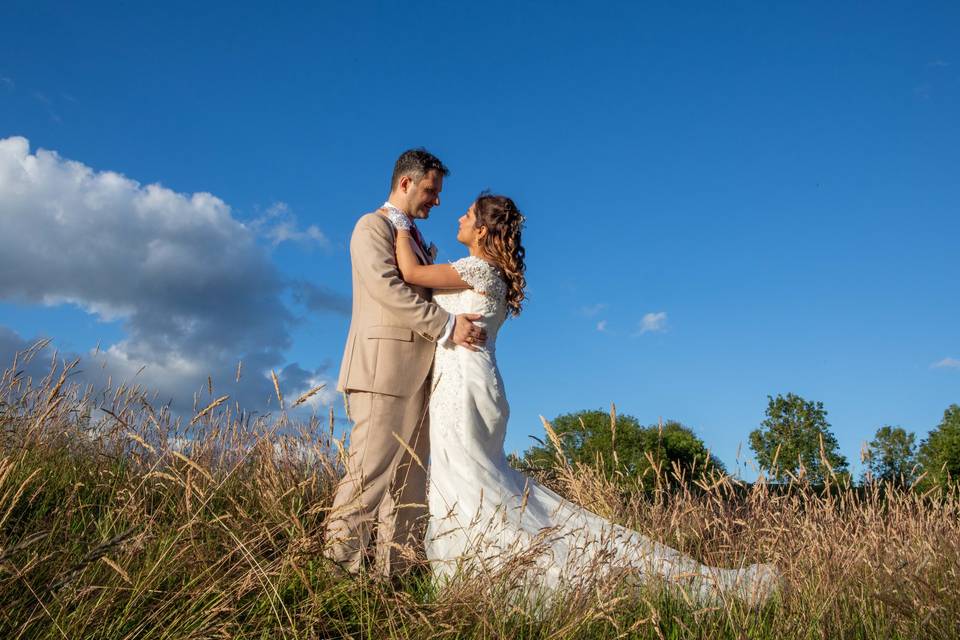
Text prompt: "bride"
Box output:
[[388, 194, 778, 606]]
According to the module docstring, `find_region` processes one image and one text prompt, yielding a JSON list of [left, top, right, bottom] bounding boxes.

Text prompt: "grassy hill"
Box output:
[[0, 352, 957, 639]]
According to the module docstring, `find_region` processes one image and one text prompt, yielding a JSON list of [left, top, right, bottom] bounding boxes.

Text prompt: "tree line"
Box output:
[[520, 394, 960, 490]]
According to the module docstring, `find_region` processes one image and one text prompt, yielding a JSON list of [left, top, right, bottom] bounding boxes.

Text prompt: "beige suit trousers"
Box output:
[[324, 379, 431, 576]]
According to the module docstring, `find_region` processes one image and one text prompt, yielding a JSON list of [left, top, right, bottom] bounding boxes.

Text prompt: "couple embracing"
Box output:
[[324, 149, 778, 605]]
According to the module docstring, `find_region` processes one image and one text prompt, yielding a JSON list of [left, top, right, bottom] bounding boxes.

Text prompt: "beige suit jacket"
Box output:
[[337, 211, 450, 397]]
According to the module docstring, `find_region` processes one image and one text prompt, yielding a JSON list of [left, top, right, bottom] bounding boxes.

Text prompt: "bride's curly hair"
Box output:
[[474, 193, 526, 317]]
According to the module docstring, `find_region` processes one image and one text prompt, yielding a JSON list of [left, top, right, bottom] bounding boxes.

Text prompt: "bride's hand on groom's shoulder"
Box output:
[[452, 314, 487, 351], [383, 209, 411, 231]]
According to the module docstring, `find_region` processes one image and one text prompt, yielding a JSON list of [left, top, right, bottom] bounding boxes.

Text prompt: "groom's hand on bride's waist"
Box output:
[[452, 314, 487, 351]]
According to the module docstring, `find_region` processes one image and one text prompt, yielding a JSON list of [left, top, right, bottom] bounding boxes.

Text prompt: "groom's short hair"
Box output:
[[391, 148, 449, 190]]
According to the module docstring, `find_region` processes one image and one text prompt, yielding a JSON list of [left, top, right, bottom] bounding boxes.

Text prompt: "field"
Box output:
[[1, 347, 958, 639]]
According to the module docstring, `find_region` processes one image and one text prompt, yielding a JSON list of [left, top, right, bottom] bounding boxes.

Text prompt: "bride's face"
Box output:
[[457, 204, 482, 246]]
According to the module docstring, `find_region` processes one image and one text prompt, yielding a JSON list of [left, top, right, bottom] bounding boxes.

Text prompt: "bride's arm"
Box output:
[[395, 230, 471, 290]]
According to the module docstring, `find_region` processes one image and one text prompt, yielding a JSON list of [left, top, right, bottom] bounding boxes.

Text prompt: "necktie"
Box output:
[[409, 222, 431, 264]]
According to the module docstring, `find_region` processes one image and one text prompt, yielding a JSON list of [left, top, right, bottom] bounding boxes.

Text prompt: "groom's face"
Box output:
[[406, 169, 443, 220]]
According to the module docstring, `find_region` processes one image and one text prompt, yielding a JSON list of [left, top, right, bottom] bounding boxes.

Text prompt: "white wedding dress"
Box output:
[[424, 256, 778, 605]]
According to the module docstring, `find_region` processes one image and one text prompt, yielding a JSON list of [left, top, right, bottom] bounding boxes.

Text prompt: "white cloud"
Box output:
[[596, 320, 608, 332], [638, 311, 668, 335], [250, 201, 330, 249], [0, 76, 13, 91], [931, 357, 960, 370], [277, 361, 337, 409], [579, 303, 608, 317], [0, 136, 342, 413]]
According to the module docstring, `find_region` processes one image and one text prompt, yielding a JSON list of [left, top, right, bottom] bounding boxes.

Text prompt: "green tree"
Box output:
[[522, 408, 725, 486], [917, 404, 960, 489], [749, 393, 849, 483], [862, 425, 917, 485]]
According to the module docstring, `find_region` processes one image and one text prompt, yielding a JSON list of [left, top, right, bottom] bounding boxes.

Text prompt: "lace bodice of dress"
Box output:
[[433, 256, 508, 349]]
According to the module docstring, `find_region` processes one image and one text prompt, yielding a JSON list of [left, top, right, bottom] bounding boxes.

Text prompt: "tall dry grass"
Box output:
[[0, 344, 958, 639]]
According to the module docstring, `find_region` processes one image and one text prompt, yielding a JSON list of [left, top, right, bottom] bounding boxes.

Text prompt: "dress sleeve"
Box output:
[[450, 256, 506, 300], [451, 256, 486, 290]]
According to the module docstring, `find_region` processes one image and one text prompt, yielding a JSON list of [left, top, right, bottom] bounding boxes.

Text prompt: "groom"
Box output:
[[325, 148, 486, 577]]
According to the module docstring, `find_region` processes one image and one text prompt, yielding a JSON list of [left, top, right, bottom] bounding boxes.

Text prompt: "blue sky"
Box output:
[[1, 1, 958, 477]]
